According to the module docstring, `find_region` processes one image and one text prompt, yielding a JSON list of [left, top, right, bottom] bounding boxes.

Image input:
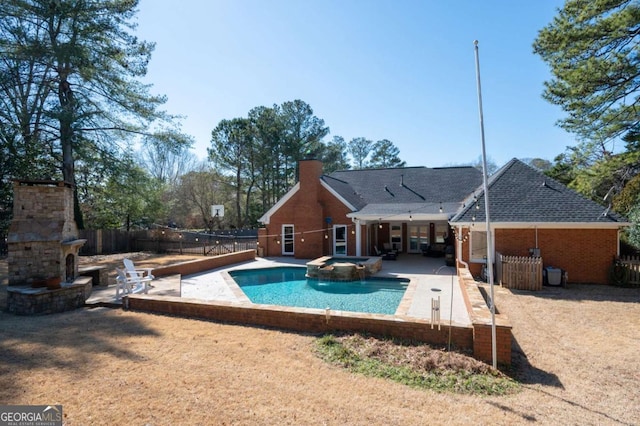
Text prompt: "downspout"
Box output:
[[456, 225, 469, 269]]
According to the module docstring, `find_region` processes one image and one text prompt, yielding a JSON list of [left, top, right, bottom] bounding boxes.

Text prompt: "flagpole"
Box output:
[[473, 40, 497, 369]]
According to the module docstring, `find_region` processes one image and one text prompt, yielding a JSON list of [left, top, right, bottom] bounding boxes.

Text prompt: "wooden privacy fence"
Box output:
[[496, 252, 543, 291], [614, 256, 640, 286], [79, 229, 134, 254], [77, 229, 258, 256]]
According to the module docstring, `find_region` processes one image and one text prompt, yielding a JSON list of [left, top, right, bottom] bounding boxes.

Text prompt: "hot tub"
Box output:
[[306, 256, 382, 280]]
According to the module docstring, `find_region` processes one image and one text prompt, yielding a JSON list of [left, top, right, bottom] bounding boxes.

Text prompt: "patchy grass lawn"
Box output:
[[315, 334, 520, 395], [0, 253, 639, 425]]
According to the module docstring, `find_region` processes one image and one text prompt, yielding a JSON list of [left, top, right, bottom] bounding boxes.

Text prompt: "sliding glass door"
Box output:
[[408, 225, 429, 254]]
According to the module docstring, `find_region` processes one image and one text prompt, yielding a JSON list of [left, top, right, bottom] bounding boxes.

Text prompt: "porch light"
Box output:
[[301, 233, 305, 242], [324, 233, 328, 239]]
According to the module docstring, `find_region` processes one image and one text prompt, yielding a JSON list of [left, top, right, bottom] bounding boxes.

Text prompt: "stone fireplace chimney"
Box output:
[[7, 180, 86, 286]]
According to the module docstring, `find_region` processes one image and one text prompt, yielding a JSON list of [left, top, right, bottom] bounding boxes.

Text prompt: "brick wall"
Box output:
[[262, 159, 359, 259], [458, 268, 512, 365], [128, 295, 475, 352], [495, 228, 617, 284], [456, 226, 619, 284]]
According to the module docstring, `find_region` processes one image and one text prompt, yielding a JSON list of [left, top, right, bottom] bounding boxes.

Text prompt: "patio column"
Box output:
[[355, 219, 362, 256]]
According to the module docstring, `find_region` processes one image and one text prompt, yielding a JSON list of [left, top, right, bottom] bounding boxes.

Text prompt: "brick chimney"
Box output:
[[7, 180, 85, 286], [298, 159, 323, 194], [293, 159, 325, 258]]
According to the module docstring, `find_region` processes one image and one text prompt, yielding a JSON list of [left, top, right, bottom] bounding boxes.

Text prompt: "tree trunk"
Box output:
[[235, 169, 242, 229]]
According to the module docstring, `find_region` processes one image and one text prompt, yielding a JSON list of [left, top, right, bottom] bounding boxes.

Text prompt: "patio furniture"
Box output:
[[123, 258, 155, 284], [115, 268, 150, 299], [374, 246, 397, 260], [383, 243, 399, 258], [121, 258, 155, 292]]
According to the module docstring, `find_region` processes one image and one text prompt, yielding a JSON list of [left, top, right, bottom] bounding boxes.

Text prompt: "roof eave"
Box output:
[[450, 221, 631, 229], [347, 212, 451, 222]]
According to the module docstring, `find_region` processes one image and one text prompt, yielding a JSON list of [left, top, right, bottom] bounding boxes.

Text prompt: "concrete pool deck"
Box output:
[[171, 254, 469, 326]]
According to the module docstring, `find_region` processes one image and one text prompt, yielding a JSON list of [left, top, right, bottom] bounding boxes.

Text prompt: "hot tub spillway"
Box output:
[[307, 258, 369, 281]]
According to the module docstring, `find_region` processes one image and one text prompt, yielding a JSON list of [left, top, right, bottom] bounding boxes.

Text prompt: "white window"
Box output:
[[334, 225, 347, 256], [470, 230, 487, 262], [282, 225, 294, 255]]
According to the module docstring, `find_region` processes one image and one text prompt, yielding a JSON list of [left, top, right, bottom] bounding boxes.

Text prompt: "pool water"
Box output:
[[229, 267, 409, 315]]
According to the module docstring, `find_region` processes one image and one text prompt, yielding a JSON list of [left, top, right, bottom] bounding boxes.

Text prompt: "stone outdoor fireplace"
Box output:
[[7, 180, 91, 314]]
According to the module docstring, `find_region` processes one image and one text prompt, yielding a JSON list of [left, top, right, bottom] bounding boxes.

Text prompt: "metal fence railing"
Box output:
[[131, 235, 257, 256], [78, 228, 258, 256]]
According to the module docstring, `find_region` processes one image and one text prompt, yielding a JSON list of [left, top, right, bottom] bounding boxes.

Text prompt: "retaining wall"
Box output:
[[128, 295, 475, 351]]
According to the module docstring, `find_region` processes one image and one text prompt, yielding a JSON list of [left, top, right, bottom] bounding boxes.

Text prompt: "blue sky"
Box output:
[[135, 0, 571, 168]]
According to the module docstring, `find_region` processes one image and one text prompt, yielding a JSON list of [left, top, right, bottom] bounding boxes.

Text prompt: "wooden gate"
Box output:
[[497, 253, 543, 291]]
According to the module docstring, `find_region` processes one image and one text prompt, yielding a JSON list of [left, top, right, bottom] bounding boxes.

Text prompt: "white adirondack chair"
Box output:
[[114, 259, 154, 299], [115, 268, 149, 299], [123, 258, 155, 286]]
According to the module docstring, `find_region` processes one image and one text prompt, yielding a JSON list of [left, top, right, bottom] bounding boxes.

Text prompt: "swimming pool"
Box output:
[[229, 266, 409, 315]]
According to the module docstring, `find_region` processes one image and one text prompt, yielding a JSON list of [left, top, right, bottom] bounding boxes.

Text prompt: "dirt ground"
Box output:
[[0, 253, 639, 425]]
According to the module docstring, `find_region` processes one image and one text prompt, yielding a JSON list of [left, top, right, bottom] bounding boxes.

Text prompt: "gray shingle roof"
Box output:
[[322, 166, 483, 212], [450, 158, 627, 224]]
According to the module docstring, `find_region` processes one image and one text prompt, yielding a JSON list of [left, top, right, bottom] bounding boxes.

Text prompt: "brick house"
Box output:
[[258, 158, 629, 284], [450, 159, 628, 284]]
